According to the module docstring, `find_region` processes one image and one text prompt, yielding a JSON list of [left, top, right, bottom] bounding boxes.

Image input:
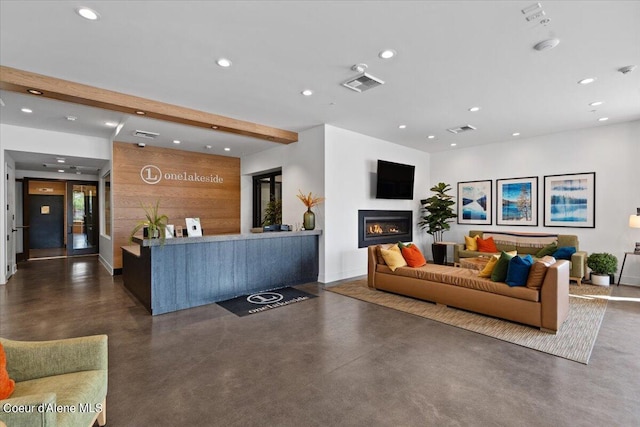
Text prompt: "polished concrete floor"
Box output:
[[1, 257, 639, 426]]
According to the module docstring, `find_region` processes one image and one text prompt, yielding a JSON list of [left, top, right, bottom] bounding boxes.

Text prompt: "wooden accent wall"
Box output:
[[28, 180, 65, 195], [112, 142, 240, 269]]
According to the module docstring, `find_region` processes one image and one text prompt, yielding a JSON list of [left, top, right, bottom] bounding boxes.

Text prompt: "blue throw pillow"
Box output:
[[505, 255, 534, 287], [552, 246, 576, 260]]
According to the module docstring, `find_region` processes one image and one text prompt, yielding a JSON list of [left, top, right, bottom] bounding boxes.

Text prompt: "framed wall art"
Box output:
[[496, 176, 538, 226], [543, 172, 595, 228], [457, 180, 492, 225]]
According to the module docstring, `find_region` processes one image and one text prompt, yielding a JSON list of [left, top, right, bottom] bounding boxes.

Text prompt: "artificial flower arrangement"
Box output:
[[296, 190, 325, 208]]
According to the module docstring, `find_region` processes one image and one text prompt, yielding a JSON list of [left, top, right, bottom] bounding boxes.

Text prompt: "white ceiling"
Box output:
[[1, 1, 639, 173]]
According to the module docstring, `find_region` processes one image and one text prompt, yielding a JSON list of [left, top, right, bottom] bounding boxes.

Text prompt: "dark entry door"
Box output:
[[66, 181, 99, 256], [29, 195, 64, 249]]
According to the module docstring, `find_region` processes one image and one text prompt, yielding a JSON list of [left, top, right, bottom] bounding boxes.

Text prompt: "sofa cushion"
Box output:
[[375, 244, 394, 265], [380, 245, 407, 271], [505, 255, 534, 287], [379, 264, 539, 302], [0, 342, 15, 399], [477, 236, 498, 252], [553, 246, 576, 260], [491, 251, 515, 282], [10, 370, 107, 427], [536, 242, 558, 257], [464, 235, 478, 251], [401, 245, 426, 268], [478, 254, 500, 278], [526, 256, 556, 290]]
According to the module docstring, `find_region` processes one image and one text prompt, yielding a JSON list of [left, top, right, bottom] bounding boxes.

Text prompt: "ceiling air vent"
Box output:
[[133, 130, 159, 139], [342, 73, 385, 93], [447, 124, 477, 134]]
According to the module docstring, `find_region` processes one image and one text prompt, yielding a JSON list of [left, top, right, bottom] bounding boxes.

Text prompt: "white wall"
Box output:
[[431, 120, 640, 286], [323, 125, 430, 282], [0, 124, 111, 283]]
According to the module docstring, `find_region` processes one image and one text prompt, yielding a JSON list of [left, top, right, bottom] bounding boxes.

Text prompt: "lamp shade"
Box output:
[[630, 214, 640, 228]]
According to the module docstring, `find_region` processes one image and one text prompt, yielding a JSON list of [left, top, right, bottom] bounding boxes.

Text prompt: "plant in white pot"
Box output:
[[586, 252, 618, 285], [419, 182, 457, 265]]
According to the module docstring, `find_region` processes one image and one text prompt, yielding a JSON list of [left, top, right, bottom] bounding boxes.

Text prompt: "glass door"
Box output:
[[66, 181, 99, 256]]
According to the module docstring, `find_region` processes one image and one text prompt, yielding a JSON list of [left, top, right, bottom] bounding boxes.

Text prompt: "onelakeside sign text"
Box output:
[[140, 165, 224, 185]]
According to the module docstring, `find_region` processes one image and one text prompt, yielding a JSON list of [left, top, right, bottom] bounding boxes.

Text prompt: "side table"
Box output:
[[617, 252, 640, 286]]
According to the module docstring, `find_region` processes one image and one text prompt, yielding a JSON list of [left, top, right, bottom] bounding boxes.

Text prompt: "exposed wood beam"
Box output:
[[0, 66, 298, 144]]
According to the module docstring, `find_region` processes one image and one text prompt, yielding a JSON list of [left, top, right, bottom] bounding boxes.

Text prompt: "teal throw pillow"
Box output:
[[535, 242, 558, 258], [491, 251, 516, 282], [552, 246, 576, 260], [505, 255, 534, 287]]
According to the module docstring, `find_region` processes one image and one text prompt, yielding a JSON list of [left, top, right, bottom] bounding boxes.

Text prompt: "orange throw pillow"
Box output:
[[0, 342, 15, 400], [476, 236, 499, 253], [401, 245, 427, 267]]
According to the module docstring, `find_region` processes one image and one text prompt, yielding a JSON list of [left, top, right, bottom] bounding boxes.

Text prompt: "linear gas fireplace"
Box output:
[[358, 210, 413, 248]]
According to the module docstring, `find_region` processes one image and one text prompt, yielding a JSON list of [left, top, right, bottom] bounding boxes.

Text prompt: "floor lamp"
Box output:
[[631, 208, 640, 253]]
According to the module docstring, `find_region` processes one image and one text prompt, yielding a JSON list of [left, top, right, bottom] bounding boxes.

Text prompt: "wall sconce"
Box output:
[[630, 207, 640, 253]]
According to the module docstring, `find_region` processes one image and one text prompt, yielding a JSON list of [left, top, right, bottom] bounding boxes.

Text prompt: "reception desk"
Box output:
[[122, 230, 321, 315]]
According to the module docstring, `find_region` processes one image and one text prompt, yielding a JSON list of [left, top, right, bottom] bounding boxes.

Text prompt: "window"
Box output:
[[252, 170, 282, 227]]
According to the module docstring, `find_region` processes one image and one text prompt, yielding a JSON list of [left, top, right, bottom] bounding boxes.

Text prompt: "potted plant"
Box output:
[[129, 201, 169, 245], [262, 198, 282, 226], [587, 252, 618, 286], [419, 182, 457, 264]]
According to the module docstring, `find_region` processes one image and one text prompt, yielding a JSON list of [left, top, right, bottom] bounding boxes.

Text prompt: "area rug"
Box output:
[[217, 287, 317, 317], [327, 280, 611, 364]]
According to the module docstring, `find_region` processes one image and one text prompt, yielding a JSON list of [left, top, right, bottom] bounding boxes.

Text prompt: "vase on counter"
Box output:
[[303, 208, 316, 230]]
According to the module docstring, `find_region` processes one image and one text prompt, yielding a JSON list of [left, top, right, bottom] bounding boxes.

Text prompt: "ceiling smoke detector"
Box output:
[[618, 65, 637, 74], [534, 38, 559, 51], [133, 130, 159, 139], [447, 125, 477, 134]]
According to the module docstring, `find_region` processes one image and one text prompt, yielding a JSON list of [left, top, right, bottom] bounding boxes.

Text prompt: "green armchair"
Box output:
[[0, 335, 108, 427]]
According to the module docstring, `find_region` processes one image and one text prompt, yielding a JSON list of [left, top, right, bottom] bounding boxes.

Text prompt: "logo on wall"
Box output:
[[140, 165, 163, 185], [139, 165, 224, 185]]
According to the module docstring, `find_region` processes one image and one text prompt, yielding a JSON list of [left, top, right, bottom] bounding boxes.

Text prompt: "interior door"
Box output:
[[66, 181, 99, 256], [5, 163, 16, 279]]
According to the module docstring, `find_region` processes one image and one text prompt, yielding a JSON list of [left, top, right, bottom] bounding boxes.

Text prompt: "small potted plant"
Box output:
[[586, 252, 618, 286], [297, 190, 325, 231], [129, 201, 169, 245], [419, 182, 457, 265]]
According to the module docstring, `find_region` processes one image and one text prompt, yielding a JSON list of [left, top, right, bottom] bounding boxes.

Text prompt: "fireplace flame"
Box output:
[[368, 224, 384, 234]]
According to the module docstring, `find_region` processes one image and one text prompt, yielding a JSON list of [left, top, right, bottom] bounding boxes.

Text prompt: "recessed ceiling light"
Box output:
[[427, 135, 435, 139], [378, 49, 396, 59], [589, 101, 603, 107], [58, 169, 65, 173], [468, 107, 480, 112], [21, 108, 33, 113], [598, 117, 609, 121], [205, 145, 212, 149], [224, 147, 231, 152], [211, 125, 219, 129], [66, 116, 77, 121], [57, 159, 65, 163], [450, 143, 457, 147], [105, 121, 118, 127], [135, 111, 145, 115], [301, 89, 313, 96], [512, 132, 521, 136], [173, 140, 181, 144], [398, 125, 407, 129], [216, 58, 232, 68], [76, 171, 82, 175], [27, 89, 43, 95], [578, 78, 596, 85], [76, 7, 99, 21]]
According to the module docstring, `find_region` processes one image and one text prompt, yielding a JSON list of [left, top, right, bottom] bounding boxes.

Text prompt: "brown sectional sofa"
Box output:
[[368, 245, 570, 333], [453, 230, 587, 285]]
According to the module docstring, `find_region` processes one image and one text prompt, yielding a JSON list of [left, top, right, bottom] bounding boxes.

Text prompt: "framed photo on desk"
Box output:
[[185, 218, 202, 237]]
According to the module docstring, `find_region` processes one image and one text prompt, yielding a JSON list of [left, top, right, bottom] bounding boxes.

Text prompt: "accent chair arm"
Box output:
[[570, 251, 588, 279], [453, 243, 465, 263], [0, 392, 57, 427], [0, 335, 107, 383]]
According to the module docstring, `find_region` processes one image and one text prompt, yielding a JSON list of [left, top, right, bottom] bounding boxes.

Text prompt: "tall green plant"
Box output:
[[586, 253, 618, 275], [129, 201, 169, 244], [262, 199, 282, 226], [419, 182, 457, 242]]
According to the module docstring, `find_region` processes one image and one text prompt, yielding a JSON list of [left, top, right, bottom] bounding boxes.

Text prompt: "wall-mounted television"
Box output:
[[376, 160, 415, 200]]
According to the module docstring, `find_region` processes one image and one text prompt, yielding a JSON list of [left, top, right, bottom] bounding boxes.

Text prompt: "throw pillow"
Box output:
[[401, 245, 427, 268], [0, 342, 15, 400], [552, 246, 576, 260], [491, 251, 515, 282], [398, 241, 411, 249], [380, 245, 407, 272], [375, 245, 387, 265], [535, 242, 558, 258], [526, 256, 556, 290], [478, 254, 500, 278], [505, 255, 534, 287], [464, 235, 478, 251], [477, 236, 499, 253]]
